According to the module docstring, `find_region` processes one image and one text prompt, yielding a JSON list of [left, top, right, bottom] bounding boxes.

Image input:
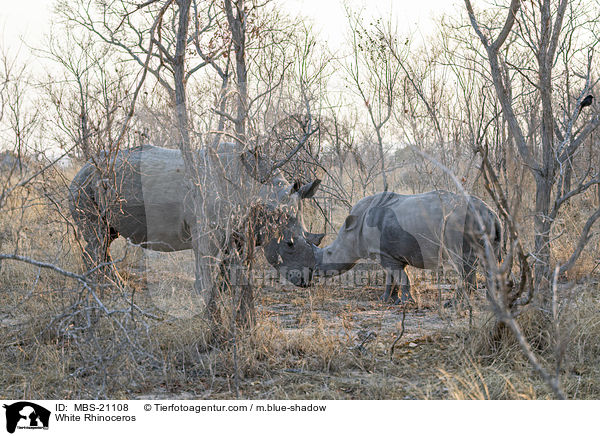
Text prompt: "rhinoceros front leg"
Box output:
[[444, 257, 477, 310], [458, 257, 477, 308], [380, 268, 398, 302], [380, 264, 414, 304]]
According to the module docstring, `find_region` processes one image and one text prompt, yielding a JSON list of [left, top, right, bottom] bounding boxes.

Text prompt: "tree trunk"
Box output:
[[533, 174, 552, 301], [225, 0, 248, 144], [375, 126, 388, 192], [224, 0, 255, 326], [172, 0, 220, 315], [535, 14, 558, 306]]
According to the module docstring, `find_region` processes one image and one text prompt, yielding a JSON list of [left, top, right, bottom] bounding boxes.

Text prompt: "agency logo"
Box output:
[[2, 402, 50, 433]]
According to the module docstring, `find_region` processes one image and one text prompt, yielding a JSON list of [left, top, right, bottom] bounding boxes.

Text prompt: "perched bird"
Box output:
[[578, 94, 594, 116]]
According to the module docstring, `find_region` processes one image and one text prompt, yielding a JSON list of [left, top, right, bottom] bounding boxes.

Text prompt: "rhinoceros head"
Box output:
[[257, 179, 325, 287]]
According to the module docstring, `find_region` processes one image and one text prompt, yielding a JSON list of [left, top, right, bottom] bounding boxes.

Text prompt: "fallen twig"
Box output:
[[389, 305, 407, 360]]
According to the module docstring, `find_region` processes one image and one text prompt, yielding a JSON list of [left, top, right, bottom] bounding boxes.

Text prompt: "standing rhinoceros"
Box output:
[[69, 143, 325, 287], [305, 190, 502, 304]]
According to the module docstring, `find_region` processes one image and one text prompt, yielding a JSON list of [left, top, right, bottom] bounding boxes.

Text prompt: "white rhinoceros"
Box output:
[[308, 190, 502, 303], [69, 143, 325, 287]]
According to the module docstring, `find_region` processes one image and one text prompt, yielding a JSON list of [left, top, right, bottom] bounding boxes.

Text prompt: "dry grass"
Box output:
[[1, 171, 600, 399], [2, 245, 600, 399], [551, 191, 600, 280]]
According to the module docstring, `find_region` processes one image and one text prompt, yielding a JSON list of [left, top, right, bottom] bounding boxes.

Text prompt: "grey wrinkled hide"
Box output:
[[69, 143, 324, 287], [312, 191, 502, 304]]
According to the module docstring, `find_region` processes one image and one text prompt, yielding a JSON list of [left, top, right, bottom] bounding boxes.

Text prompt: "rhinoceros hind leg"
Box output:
[[396, 268, 414, 304]]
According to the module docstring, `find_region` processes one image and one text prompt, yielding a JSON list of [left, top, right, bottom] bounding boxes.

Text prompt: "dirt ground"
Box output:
[[260, 280, 459, 345], [3, 241, 589, 400], [133, 257, 486, 400]]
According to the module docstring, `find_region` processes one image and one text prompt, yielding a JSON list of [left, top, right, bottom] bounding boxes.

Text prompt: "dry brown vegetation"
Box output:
[[2, 267, 600, 399], [1, 174, 600, 400], [2, 0, 600, 400]]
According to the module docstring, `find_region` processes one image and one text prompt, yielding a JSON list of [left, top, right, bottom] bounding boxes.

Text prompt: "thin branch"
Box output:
[[389, 306, 407, 360], [0, 253, 87, 282]]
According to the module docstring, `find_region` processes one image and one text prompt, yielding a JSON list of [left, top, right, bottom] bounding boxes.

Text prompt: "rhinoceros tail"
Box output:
[[493, 213, 503, 262]]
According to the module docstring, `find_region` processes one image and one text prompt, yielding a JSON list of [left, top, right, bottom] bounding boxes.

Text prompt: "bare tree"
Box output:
[[345, 13, 402, 192], [464, 0, 600, 301]]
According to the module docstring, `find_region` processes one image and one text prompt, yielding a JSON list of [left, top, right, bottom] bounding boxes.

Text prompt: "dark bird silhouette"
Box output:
[[578, 94, 594, 116]]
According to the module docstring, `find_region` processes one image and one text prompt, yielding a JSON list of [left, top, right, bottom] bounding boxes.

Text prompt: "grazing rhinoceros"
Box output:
[[69, 143, 325, 287], [307, 190, 502, 304]]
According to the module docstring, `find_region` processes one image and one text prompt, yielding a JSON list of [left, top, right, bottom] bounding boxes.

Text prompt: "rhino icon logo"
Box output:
[[3, 402, 50, 433]]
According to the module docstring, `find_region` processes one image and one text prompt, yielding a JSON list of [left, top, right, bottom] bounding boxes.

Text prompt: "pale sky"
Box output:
[[0, 0, 460, 160], [1, 0, 460, 55], [1, 0, 53, 52], [286, 0, 459, 47]]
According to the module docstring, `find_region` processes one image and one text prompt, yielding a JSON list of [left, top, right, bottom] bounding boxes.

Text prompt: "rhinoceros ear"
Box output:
[[305, 232, 325, 246], [296, 179, 321, 199], [344, 215, 359, 231]]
